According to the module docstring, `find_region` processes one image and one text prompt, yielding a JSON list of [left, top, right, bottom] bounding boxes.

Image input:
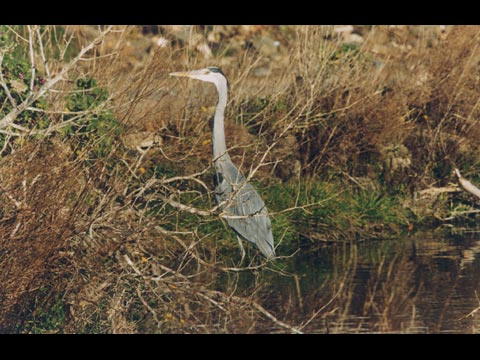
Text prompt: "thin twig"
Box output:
[[202, 288, 303, 334], [27, 25, 36, 94], [0, 25, 114, 129], [458, 291, 480, 320], [35, 26, 50, 77], [0, 51, 17, 107], [455, 168, 480, 199]]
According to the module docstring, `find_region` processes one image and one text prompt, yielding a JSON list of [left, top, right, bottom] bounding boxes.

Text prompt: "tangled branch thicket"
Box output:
[[0, 25, 307, 333], [1, 25, 480, 333]]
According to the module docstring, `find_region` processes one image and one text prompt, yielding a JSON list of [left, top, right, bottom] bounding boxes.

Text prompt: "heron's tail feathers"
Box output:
[[256, 238, 276, 259]]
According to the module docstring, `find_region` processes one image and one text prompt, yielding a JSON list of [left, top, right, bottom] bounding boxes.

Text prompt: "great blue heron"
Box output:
[[169, 66, 275, 260]]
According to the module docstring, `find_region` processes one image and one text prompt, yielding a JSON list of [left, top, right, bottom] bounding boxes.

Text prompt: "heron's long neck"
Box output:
[[213, 79, 229, 162]]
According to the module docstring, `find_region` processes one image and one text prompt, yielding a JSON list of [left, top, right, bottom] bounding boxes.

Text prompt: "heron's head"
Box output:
[[169, 66, 227, 88]]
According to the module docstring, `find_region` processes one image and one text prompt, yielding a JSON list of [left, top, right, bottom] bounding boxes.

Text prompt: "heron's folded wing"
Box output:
[[221, 183, 275, 258]]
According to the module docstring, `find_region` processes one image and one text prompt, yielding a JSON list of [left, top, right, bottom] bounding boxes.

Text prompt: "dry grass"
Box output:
[[0, 140, 87, 330]]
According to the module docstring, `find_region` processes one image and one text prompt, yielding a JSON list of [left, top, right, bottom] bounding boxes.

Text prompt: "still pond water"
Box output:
[[253, 230, 480, 333]]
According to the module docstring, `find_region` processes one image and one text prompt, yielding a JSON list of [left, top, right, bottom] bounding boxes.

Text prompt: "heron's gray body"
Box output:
[[170, 66, 275, 259], [214, 155, 275, 258]]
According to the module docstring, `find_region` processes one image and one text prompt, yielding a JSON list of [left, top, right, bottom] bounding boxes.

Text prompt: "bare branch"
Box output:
[[35, 27, 50, 78], [0, 51, 17, 108], [459, 290, 480, 320], [123, 251, 302, 333], [455, 168, 480, 199], [0, 25, 114, 129], [27, 25, 36, 94], [0, 182, 23, 209], [202, 288, 303, 334], [157, 192, 214, 216], [249, 299, 303, 334]]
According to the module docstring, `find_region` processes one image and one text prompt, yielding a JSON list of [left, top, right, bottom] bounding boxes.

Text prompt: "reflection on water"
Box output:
[[262, 230, 480, 333]]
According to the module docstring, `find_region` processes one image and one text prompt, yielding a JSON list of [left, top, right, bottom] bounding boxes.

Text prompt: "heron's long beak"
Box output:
[[169, 69, 206, 79], [169, 71, 191, 77]]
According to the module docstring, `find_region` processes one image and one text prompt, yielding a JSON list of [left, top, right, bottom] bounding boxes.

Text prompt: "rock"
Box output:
[[163, 25, 192, 43], [333, 25, 364, 45], [153, 36, 170, 48], [346, 33, 364, 45], [9, 79, 28, 93], [334, 25, 354, 36], [253, 66, 271, 77], [382, 144, 412, 172], [122, 131, 162, 151], [250, 36, 280, 57], [162, 25, 212, 59], [195, 42, 213, 59]]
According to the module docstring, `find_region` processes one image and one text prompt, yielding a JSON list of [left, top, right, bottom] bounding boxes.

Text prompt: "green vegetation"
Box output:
[[19, 289, 68, 334], [264, 179, 413, 251], [64, 77, 123, 159], [0, 30, 48, 152]]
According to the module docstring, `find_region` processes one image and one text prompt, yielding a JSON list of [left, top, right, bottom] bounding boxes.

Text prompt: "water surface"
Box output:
[[256, 230, 480, 333]]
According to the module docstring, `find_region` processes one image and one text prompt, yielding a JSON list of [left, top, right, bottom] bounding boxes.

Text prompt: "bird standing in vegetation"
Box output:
[[170, 67, 275, 260]]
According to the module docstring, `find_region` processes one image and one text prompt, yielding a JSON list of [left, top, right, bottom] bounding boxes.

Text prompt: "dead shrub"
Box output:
[[0, 140, 86, 331], [282, 26, 480, 190]]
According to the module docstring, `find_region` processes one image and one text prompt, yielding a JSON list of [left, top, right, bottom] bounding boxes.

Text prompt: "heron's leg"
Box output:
[[236, 236, 246, 264]]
